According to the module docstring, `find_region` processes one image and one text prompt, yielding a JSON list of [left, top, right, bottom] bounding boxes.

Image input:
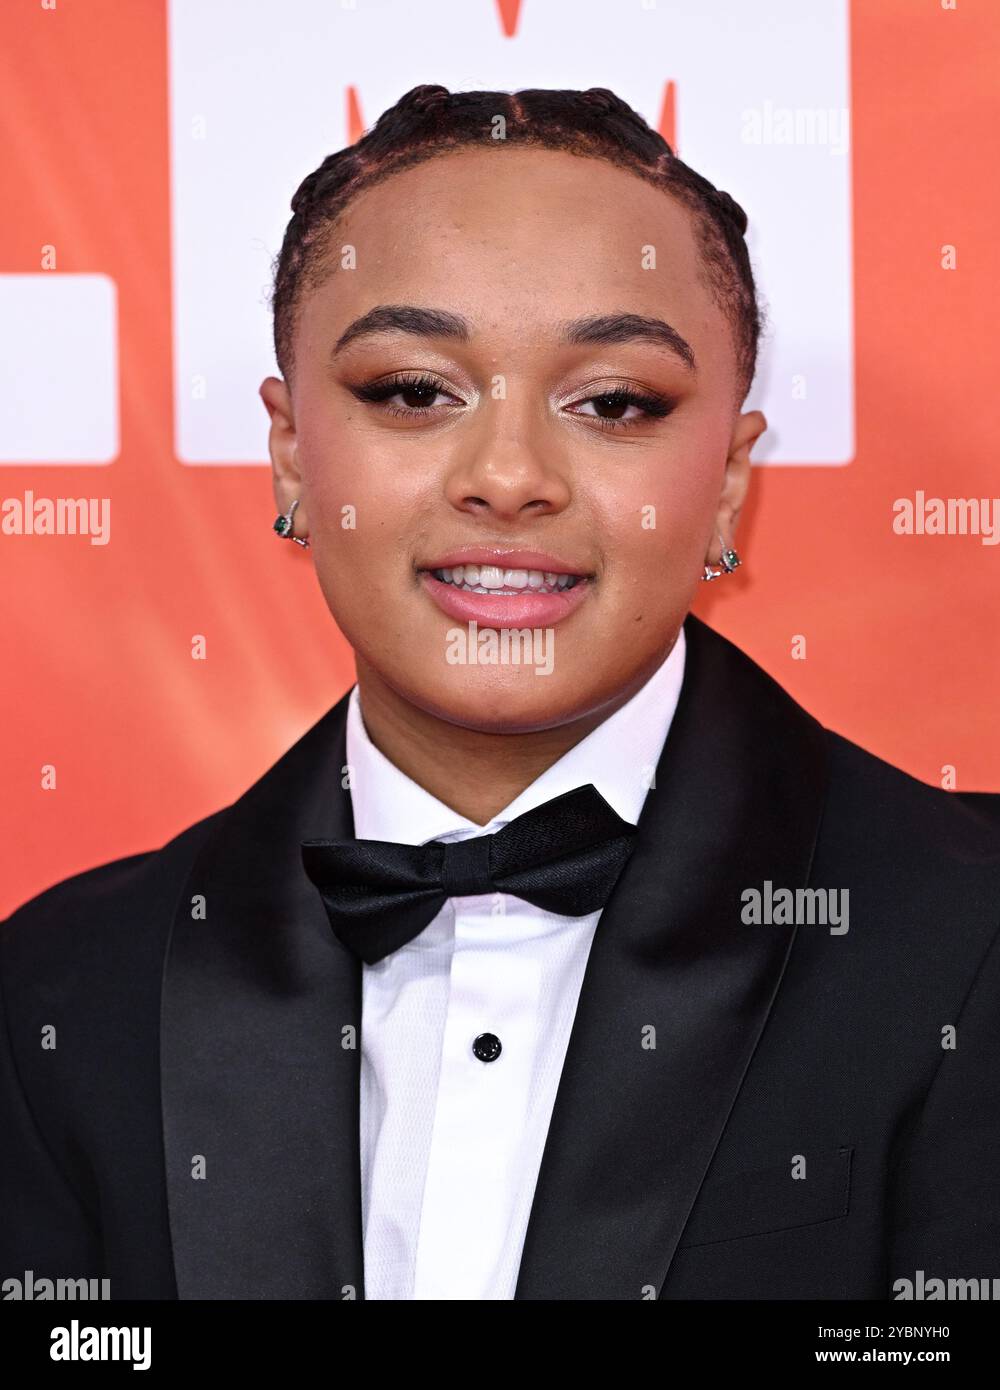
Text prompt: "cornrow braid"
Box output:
[[269, 84, 763, 400]]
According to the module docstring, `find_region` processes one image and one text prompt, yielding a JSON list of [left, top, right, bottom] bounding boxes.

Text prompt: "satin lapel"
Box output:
[[514, 614, 831, 1299], [161, 692, 364, 1299]]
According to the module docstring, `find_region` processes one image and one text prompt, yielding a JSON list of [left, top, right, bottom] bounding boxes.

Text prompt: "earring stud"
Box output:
[[273, 497, 310, 548], [701, 533, 741, 581]]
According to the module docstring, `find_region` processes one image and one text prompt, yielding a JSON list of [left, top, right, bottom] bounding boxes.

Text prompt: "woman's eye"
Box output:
[[388, 383, 452, 411], [352, 375, 461, 417], [567, 388, 675, 431]]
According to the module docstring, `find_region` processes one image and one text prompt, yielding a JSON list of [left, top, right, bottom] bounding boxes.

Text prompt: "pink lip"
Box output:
[[419, 571, 591, 629]]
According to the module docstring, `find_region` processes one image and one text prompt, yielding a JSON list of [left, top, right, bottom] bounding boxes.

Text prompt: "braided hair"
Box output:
[[269, 84, 763, 400]]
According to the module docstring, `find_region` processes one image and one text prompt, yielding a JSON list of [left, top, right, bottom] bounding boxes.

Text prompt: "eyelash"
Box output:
[[351, 372, 676, 432]]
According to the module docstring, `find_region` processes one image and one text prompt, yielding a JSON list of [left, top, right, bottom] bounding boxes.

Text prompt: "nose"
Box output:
[[442, 405, 572, 521]]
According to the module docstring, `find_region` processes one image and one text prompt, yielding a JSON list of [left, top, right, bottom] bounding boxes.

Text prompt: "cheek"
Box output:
[[304, 441, 406, 529], [593, 443, 724, 596], [298, 431, 422, 592], [295, 385, 423, 517]]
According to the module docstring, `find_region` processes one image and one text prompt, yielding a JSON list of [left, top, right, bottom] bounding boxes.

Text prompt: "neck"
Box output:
[[353, 659, 649, 825]]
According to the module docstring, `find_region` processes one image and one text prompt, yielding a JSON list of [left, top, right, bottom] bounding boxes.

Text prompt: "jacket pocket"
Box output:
[[676, 1145, 854, 1248]]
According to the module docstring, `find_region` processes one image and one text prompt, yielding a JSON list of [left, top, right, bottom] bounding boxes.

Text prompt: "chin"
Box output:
[[397, 663, 620, 736]]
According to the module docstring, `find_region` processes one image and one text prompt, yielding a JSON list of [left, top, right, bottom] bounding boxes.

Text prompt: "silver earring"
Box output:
[[273, 497, 310, 548], [701, 533, 741, 581]]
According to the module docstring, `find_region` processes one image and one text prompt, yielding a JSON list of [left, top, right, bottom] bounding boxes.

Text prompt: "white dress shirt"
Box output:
[[347, 626, 687, 1300]]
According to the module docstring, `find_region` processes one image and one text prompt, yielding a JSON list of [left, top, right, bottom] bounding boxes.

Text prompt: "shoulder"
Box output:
[[0, 807, 226, 994], [821, 725, 1000, 858], [688, 613, 1000, 853], [688, 616, 1000, 964], [0, 690, 351, 992], [807, 718, 1000, 992]]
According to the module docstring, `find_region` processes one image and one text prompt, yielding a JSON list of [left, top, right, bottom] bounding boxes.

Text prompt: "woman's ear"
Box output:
[[259, 375, 308, 530], [713, 408, 767, 551]]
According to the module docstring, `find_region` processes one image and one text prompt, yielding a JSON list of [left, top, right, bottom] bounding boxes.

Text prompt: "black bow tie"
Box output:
[[301, 784, 639, 965]]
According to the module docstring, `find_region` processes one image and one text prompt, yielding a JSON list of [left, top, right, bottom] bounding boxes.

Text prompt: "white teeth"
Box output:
[[429, 565, 584, 594]]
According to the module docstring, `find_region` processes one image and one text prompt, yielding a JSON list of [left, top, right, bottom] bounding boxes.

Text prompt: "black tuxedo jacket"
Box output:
[[3, 614, 1000, 1300]]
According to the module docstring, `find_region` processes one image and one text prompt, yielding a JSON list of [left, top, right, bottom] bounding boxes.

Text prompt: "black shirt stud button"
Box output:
[[472, 1032, 502, 1063]]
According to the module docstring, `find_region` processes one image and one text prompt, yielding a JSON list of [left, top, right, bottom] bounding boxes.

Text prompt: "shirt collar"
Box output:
[[346, 624, 686, 845]]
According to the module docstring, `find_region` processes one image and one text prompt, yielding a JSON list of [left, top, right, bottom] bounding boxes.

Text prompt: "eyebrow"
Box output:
[[331, 305, 697, 372]]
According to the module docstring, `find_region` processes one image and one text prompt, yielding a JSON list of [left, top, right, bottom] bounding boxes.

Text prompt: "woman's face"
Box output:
[[262, 146, 765, 733]]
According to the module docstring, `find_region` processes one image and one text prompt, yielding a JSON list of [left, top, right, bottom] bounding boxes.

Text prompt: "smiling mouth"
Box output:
[[425, 564, 586, 595]]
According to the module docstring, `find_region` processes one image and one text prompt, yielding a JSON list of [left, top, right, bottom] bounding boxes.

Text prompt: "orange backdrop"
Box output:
[[2, 0, 998, 917]]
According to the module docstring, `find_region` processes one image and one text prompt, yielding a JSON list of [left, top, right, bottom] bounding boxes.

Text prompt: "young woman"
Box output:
[[2, 85, 999, 1302]]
